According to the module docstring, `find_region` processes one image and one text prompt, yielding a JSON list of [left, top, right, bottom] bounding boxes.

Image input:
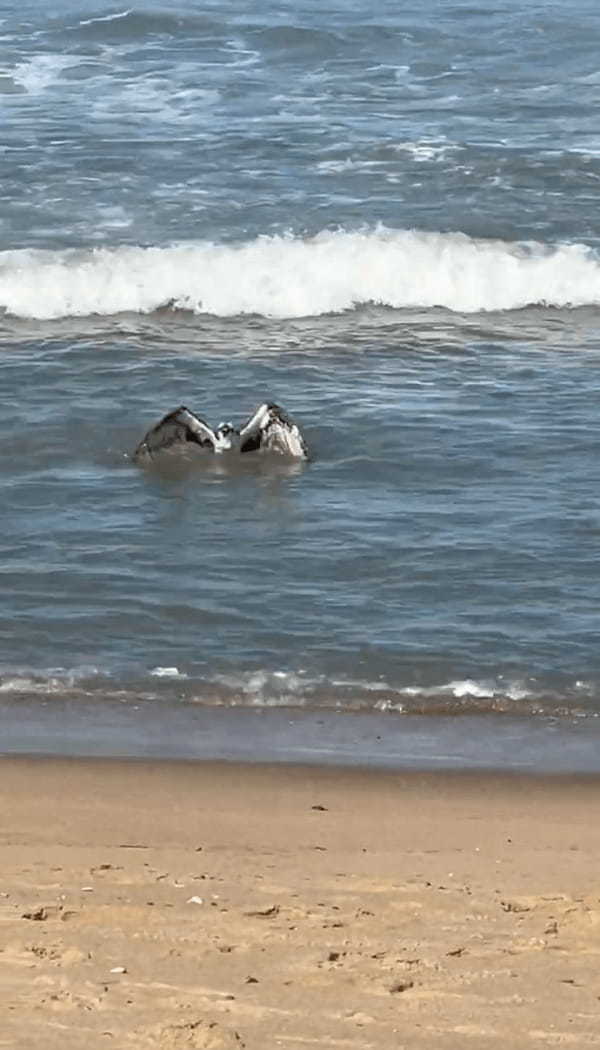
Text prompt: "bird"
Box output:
[[133, 402, 308, 462]]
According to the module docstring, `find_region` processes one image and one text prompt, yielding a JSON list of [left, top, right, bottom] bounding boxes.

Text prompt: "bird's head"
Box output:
[[215, 422, 239, 451]]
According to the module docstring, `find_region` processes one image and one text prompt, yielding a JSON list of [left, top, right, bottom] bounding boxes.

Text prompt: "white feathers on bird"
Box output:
[[134, 402, 308, 462]]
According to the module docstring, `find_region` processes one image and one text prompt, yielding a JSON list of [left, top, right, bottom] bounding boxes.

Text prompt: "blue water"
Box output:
[[2, 1, 600, 760]]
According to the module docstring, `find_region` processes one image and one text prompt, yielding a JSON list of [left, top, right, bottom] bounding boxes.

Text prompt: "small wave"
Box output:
[[399, 679, 533, 704], [0, 666, 101, 694], [2, 227, 600, 321], [0, 665, 595, 717], [79, 9, 132, 27], [73, 8, 217, 41], [0, 675, 65, 694], [254, 25, 341, 57]]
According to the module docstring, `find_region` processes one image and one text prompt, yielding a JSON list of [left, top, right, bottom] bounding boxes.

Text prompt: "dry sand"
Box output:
[[1, 757, 600, 1049]]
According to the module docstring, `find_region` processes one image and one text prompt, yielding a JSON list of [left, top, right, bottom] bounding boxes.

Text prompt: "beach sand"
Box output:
[[1, 757, 600, 1049]]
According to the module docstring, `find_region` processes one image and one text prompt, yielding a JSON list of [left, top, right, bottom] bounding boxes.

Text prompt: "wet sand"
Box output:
[[1, 757, 600, 1048]]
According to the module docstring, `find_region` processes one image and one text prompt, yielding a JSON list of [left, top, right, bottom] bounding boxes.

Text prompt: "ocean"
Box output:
[[2, 0, 600, 770]]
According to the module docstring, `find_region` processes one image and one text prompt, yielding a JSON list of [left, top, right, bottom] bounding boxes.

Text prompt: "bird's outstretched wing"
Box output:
[[134, 406, 216, 461], [239, 403, 308, 459]]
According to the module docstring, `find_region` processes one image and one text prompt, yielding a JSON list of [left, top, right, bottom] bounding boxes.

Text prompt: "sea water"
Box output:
[[2, 0, 600, 768]]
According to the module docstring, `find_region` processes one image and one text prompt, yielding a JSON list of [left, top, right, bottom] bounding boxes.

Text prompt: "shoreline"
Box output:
[[3, 696, 600, 774], [5, 750, 600, 784], [2, 756, 600, 1048]]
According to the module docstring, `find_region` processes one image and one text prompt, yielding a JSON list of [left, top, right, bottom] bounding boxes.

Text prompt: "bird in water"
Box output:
[[133, 402, 308, 462]]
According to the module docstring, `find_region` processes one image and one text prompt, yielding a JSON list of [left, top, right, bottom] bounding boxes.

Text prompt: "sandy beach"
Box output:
[[1, 757, 600, 1049]]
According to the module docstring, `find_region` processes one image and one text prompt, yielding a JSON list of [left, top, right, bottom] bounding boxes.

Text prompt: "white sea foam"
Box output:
[[12, 55, 83, 94], [2, 228, 600, 320], [316, 158, 365, 173], [0, 666, 100, 693], [448, 679, 496, 699], [92, 78, 220, 124], [79, 9, 132, 26], [400, 678, 533, 702], [393, 140, 459, 162], [150, 666, 187, 678], [0, 676, 64, 693]]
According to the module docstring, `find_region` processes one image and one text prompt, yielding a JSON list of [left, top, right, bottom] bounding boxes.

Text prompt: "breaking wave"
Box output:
[[0, 666, 597, 718], [2, 227, 600, 320]]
